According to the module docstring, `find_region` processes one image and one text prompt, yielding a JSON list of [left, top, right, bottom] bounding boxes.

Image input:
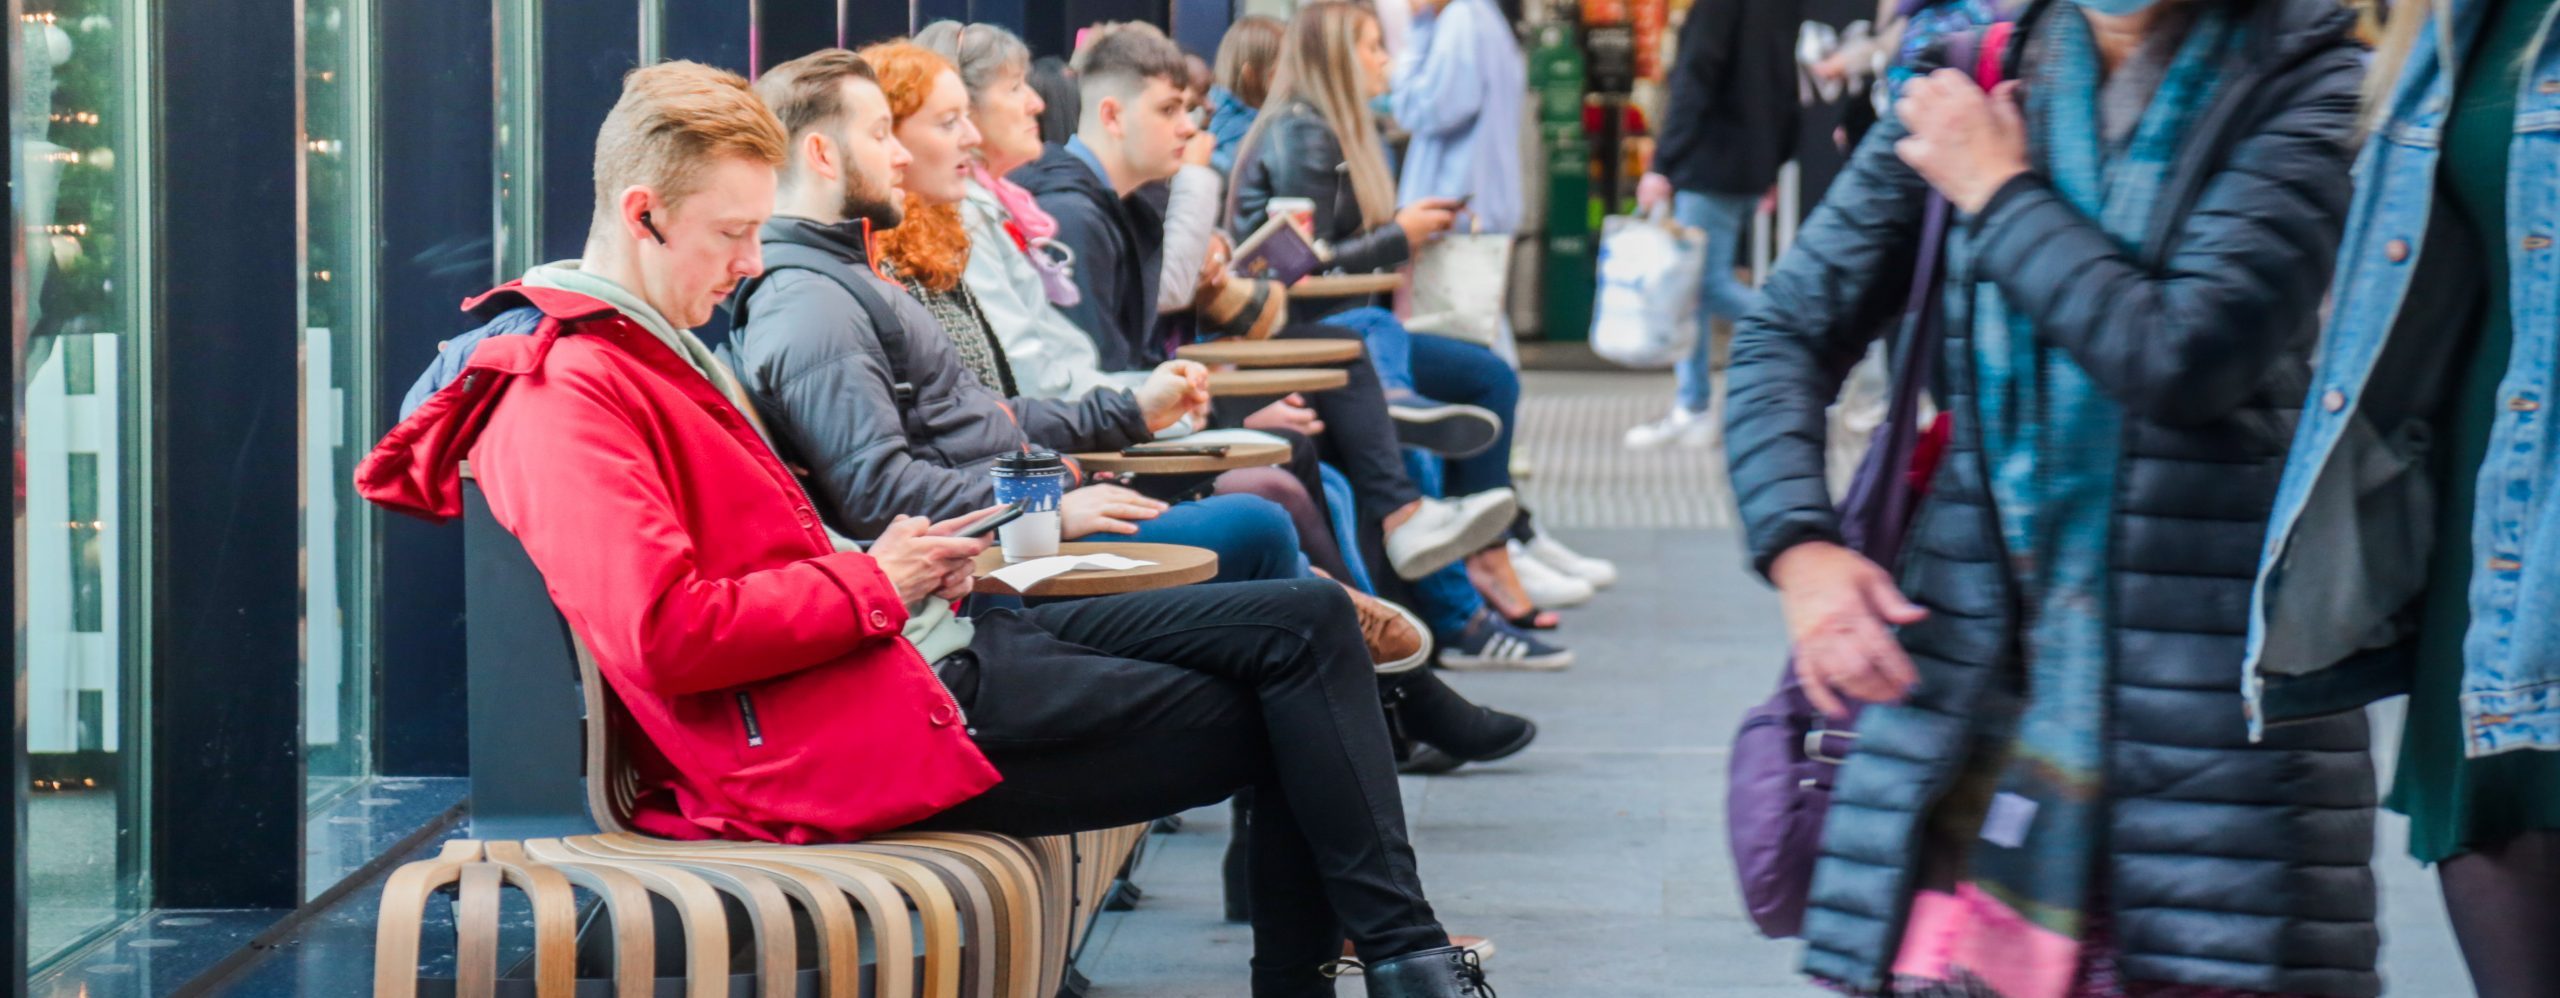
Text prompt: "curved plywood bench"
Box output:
[[378, 473, 1156, 997]]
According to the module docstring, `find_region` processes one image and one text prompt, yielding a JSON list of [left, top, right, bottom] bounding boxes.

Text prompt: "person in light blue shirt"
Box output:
[[1388, 0, 1525, 234]]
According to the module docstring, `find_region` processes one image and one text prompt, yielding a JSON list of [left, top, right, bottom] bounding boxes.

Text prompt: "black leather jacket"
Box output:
[[1230, 101, 1409, 320], [1724, 0, 2381, 992]]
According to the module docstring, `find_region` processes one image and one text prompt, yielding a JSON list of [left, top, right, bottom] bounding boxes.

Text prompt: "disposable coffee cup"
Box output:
[[990, 450, 1067, 562], [1266, 196, 1317, 231]]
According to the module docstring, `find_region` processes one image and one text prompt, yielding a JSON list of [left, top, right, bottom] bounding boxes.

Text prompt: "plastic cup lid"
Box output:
[[994, 448, 1064, 474]]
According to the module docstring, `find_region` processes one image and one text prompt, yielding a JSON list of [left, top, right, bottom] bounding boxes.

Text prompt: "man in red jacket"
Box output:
[[356, 58, 1492, 997]]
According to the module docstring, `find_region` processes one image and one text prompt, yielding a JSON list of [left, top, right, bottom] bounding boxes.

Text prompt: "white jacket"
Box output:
[[1155, 164, 1225, 312], [958, 178, 1145, 401]]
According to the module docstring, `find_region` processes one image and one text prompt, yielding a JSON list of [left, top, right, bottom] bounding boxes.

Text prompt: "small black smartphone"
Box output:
[[1120, 443, 1232, 458], [951, 501, 1027, 540]]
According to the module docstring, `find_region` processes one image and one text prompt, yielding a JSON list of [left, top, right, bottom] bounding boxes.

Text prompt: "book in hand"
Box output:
[[1230, 212, 1324, 285]]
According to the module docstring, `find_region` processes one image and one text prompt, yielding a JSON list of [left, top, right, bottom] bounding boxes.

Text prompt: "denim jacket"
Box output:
[[2247, 0, 2560, 756]]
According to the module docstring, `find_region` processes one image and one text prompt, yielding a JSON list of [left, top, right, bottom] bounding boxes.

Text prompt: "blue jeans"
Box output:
[[1318, 463, 1377, 594], [1408, 334, 1518, 495], [1322, 307, 1519, 494], [1321, 306, 1418, 394], [1672, 189, 1764, 414], [1127, 493, 1308, 583]]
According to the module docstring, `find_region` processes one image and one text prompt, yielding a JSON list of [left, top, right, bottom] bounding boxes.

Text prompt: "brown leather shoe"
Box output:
[[1332, 935, 1497, 974], [1342, 584, 1430, 673]]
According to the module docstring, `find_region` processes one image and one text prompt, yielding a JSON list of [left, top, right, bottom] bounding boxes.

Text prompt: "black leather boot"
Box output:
[[1358, 945, 1496, 997], [1383, 670, 1537, 763], [1222, 793, 1254, 923]]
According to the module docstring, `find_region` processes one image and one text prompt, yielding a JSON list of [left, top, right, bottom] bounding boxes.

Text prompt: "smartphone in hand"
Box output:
[[951, 501, 1028, 540]]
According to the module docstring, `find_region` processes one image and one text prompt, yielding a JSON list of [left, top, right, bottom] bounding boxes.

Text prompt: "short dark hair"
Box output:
[[753, 48, 879, 142], [1070, 22, 1189, 108]]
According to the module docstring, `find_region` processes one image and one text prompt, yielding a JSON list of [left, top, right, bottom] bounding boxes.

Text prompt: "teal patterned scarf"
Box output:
[[1965, 4, 2238, 941]]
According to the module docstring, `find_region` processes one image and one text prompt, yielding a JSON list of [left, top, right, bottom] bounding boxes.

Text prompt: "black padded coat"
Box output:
[[1722, 0, 2379, 992]]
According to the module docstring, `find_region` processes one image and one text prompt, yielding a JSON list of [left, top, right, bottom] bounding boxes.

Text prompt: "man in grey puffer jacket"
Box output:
[[729, 212, 1196, 537]]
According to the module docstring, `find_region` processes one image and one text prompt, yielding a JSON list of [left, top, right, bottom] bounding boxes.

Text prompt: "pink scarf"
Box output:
[[971, 162, 1057, 240]]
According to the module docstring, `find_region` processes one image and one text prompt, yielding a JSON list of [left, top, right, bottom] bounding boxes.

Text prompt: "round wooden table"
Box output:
[[972, 542, 1220, 597], [1288, 273, 1405, 298], [1070, 439, 1293, 475], [1205, 367, 1350, 398], [1176, 339, 1364, 367]]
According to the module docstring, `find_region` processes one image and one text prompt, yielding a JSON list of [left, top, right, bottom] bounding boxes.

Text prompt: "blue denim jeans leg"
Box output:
[[1321, 306, 1418, 395], [1672, 189, 1765, 414], [1407, 333, 1519, 494], [1125, 493, 1309, 583], [1317, 462, 1377, 593]]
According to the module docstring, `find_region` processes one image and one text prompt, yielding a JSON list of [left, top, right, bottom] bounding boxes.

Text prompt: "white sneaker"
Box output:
[[1385, 488, 1520, 581], [1508, 541, 1595, 607], [1622, 407, 1717, 451], [1524, 533, 1619, 588]]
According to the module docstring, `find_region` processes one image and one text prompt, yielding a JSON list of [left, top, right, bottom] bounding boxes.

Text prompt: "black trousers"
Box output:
[[1213, 322, 1424, 521], [903, 578, 1448, 995]]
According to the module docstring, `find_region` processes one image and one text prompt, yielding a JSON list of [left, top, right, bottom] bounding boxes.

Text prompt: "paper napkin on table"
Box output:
[[989, 553, 1157, 591]]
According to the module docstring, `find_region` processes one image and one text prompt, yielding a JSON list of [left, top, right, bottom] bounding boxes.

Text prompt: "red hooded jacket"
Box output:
[[356, 283, 1001, 842]]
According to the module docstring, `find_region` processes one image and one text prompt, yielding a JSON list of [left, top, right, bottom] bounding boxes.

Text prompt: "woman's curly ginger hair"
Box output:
[[857, 40, 974, 293]]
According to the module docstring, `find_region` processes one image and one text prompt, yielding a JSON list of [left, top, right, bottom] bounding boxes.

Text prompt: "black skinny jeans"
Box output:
[[1212, 322, 1424, 521], [903, 579, 1448, 995]]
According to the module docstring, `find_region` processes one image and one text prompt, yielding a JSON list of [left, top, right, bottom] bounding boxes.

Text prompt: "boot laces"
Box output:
[[1455, 948, 1496, 996], [1318, 948, 1496, 994]]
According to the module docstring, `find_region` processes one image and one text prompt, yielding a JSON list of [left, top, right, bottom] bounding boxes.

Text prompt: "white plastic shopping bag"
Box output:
[[1589, 209, 1706, 368]]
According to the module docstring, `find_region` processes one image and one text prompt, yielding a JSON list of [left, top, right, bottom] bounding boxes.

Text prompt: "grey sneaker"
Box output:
[[1389, 400, 1503, 459]]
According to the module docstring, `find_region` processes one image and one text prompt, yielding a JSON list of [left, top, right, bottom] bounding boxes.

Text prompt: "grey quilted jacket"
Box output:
[[730, 216, 1148, 538]]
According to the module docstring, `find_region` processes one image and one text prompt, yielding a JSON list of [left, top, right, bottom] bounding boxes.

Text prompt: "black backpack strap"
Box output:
[[728, 243, 918, 410]]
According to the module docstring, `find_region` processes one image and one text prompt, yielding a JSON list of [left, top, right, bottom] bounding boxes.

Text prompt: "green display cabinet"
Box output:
[[1540, 143, 1595, 341], [1529, 20, 1595, 340]]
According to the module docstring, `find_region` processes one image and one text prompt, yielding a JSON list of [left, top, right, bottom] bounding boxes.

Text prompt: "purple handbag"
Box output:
[[1725, 192, 1956, 939]]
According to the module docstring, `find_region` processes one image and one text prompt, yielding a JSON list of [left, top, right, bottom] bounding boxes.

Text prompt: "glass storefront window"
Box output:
[[301, 0, 378, 816], [18, 0, 152, 969]]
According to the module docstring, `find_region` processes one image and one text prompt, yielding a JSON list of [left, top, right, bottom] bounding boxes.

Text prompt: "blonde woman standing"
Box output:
[[2249, 0, 2560, 993]]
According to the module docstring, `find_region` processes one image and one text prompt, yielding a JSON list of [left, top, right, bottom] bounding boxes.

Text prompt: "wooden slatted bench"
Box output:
[[374, 469, 1152, 997]]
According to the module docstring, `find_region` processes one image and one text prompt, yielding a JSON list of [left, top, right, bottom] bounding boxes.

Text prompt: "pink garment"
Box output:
[[971, 163, 1081, 307], [1894, 886, 2083, 998], [1810, 887, 2319, 998], [972, 163, 1057, 240]]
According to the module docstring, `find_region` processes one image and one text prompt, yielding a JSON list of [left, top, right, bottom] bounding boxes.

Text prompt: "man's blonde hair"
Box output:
[[590, 60, 787, 238]]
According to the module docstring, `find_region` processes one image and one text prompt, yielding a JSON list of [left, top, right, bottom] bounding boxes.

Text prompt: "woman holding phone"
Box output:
[[1228, 1, 1611, 636]]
